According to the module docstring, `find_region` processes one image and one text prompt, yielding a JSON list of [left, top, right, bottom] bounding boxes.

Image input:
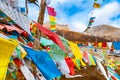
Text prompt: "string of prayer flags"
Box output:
[[34, 22, 67, 53], [23, 46, 62, 80], [88, 17, 96, 27], [107, 66, 120, 80], [84, 51, 96, 66], [0, 38, 18, 80], [68, 41, 86, 67], [47, 6, 57, 32]]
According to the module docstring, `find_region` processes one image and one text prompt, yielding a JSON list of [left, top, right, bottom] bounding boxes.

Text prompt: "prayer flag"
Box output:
[[72, 58, 81, 70], [65, 58, 75, 75], [102, 42, 107, 47], [20, 64, 35, 80], [50, 21, 56, 25], [68, 41, 86, 67], [83, 51, 89, 63], [113, 42, 120, 50], [90, 17, 96, 20], [50, 25, 56, 28], [47, 6, 56, 16], [98, 42, 102, 48], [96, 57, 109, 80], [23, 46, 62, 80], [56, 59, 70, 74], [89, 54, 96, 66], [90, 20, 94, 22], [50, 25, 56, 31], [107, 42, 112, 49], [93, 3, 101, 8], [34, 22, 67, 53], [0, 38, 18, 80], [40, 37, 54, 46], [49, 16, 56, 22]]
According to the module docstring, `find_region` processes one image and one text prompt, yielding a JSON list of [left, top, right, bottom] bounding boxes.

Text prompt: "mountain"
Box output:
[[56, 30, 111, 43], [83, 25, 120, 42]]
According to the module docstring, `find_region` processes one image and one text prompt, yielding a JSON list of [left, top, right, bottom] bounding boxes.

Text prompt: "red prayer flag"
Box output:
[[90, 20, 94, 22], [34, 22, 67, 53], [47, 6, 56, 17], [93, 42, 98, 47], [102, 42, 107, 47], [65, 58, 75, 75], [13, 58, 22, 67]]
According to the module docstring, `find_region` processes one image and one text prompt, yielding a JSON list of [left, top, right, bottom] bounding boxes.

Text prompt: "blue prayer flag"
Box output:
[[90, 17, 96, 20], [113, 42, 120, 50], [23, 46, 62, 80]]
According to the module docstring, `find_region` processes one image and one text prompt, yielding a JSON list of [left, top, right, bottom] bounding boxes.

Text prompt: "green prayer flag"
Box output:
[[15, 47, 21, 58], [76, 58, 81, 67], [40, 37, 54, 46], [50, 21, 56, 25], [11, 71, 17, 79]]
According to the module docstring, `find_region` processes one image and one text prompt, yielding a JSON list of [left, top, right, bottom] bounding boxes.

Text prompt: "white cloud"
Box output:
[[70, 22, 87, 32], [91, 2, 120, 28]]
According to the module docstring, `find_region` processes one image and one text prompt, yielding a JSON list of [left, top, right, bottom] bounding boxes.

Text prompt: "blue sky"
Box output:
[[28, 0, 120, 32]]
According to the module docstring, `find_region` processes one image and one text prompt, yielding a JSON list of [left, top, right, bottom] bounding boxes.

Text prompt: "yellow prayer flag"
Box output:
[[0, 38, 18, 80], [68, 41, 86, 67], [98, 42, 102, 48], [93, 3, 101, 8], [72, 58, 80, 70], [89, 54, 96, 66], [49, 16, 56, 22]]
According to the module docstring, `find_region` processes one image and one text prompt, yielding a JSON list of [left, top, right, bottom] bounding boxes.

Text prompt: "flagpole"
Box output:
[[33, 0, 46, 50]]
